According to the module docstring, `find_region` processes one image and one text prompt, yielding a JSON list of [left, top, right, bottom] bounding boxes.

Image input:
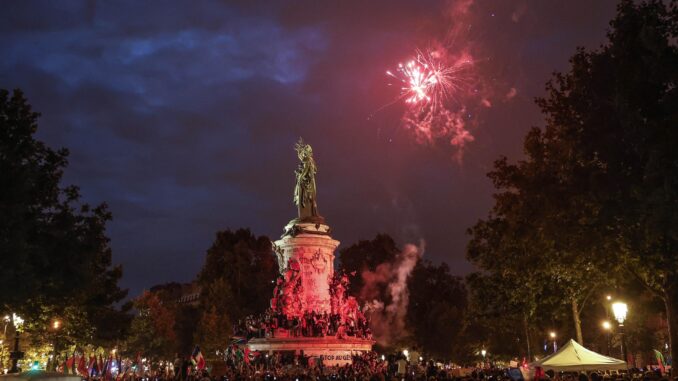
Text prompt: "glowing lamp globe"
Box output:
[[612, 302, 628, 324]]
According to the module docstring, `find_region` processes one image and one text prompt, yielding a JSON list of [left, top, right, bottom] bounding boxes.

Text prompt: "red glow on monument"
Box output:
[[247, 139, 373, 365]]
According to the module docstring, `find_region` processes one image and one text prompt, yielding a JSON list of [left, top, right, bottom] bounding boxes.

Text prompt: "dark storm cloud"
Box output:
[[1, 1, 618, 294]]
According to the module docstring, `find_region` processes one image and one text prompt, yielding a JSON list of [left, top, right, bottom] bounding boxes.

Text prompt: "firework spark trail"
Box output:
[[385, 49, 476, 160], [386, 50, 472, 108]]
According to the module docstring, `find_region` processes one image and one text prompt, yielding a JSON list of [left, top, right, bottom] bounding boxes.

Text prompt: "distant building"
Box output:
[[148, 282, 201, 307]]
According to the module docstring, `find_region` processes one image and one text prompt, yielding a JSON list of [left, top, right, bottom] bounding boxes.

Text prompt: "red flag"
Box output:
[[107, 356, 114, 380], [244, 347, 251, 364], [534, 367, 545, 381], [191, 346, 205, 371], [78, 355, 87, 376], [66, 356, 75, 372]]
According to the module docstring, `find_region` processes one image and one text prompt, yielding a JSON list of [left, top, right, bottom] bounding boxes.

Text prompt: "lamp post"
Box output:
[[549, 332, 557, 353], [601, 320, 612, 356], [8, 313, 24, 374], [2, 315, 9, 342], [612, 302, 628, 368], [51, 320, 61, 371], [481, 349, 487, 369]]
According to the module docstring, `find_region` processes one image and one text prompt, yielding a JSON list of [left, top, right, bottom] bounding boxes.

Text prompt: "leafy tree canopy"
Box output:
[[0, 88, 128, 347]]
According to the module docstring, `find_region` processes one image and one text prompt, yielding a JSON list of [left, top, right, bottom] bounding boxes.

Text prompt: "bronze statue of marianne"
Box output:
[[294, 138, 320, 220]]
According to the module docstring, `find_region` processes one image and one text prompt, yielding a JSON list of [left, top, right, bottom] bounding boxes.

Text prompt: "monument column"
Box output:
[[271, 138, 339, 318], [249, 138, 373, 366]]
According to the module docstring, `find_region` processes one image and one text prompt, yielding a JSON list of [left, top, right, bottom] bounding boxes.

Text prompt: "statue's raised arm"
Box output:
[[293, 138, 320, 220]]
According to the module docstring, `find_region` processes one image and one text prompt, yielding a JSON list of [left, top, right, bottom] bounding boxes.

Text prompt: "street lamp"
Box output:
[[2, 315, 10, 339], [612, 302, 628, 367], [549, 332, 557, 353], [8, 314, 24, 374], [480, 349, 487, 368], [51, 319, 62, 371], [601, 321, 612, 355]]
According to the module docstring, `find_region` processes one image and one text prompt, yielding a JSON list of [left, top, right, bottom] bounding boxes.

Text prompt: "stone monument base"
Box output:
[[247, 337, 374, 366]]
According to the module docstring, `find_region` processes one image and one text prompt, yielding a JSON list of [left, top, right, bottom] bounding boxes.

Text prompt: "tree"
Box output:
[[407, 260, 468, 360], [532, 0, 678, 370], [193, 278, 234, 357], [197, 229, 276, 321], [469, 0, 678, 370], [127, 291, 177, 361], [0, 88, 128, 346]]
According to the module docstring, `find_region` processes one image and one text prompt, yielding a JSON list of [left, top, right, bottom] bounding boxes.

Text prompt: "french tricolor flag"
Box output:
[[192, 346, 205, 371]]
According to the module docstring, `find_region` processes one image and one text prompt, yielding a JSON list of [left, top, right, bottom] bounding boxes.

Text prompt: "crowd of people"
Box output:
[[76, 353, 676, 381], [234, 308, 372, 341]]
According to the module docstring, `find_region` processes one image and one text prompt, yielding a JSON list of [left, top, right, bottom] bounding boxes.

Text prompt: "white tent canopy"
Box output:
[[530, 339, 627, 371]]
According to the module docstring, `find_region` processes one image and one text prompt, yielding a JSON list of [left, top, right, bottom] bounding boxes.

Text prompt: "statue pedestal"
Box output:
[[250, 219, 374, 365], [273, 221, 338, 317]]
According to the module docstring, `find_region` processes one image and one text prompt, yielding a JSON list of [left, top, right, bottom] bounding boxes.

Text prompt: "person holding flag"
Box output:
[[77, 354, 87, 376], [191, 346, 205, 371]]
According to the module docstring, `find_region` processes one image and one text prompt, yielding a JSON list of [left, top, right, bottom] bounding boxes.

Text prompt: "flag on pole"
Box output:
[[78, 355, 87, 376], [654, 349, 666, 375], [65, 356, 75, 374], [107, 356, 114, 381], [71, 352, 77, 375], [192, 346, 205, 371]]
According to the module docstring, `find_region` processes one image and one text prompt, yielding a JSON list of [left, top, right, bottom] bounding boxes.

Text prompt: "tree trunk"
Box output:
[[572, 298, 584, 345], [664, 284, 678, 378], [523, 314, 532, 360]]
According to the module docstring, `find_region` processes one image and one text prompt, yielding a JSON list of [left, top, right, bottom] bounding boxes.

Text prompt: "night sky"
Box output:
[[1, 1, 618, 296]]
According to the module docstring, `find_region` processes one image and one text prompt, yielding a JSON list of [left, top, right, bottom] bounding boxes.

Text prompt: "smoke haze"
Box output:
[[362, 241, 424, 347]]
